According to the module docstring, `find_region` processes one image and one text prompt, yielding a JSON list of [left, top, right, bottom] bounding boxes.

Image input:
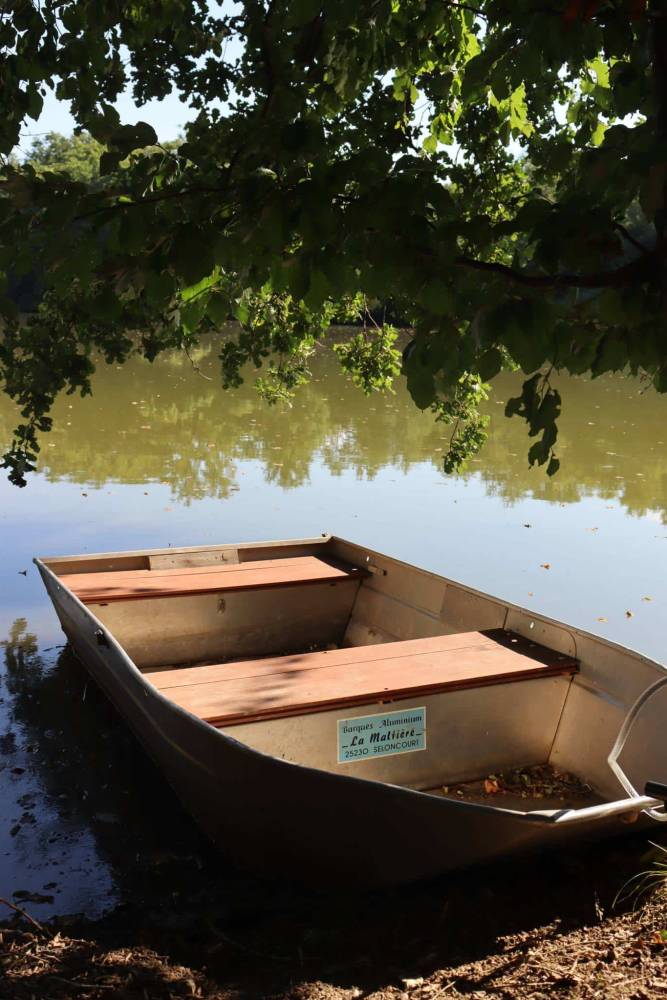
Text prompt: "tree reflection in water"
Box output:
[[0, 334, 664, 518]]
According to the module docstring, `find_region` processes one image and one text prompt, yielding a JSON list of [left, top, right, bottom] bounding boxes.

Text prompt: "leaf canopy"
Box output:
[[1, 0, 666, 484]]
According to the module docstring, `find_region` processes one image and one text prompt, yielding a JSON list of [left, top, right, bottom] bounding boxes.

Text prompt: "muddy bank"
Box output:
[[3, 832, 667, 999]]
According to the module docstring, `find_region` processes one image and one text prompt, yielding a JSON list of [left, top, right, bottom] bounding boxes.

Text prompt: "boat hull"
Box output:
[[36, 557, 655, 887]]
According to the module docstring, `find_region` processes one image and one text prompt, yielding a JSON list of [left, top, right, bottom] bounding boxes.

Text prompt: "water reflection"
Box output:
[[475, 376, 667, 518], [0, 619, 222, 919], [0, 336, 664, 517]]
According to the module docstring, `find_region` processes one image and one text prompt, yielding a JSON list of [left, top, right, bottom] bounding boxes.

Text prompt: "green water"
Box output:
[[0, 336, 666, 917]]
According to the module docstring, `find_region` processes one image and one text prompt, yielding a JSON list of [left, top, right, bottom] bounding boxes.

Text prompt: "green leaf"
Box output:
[[100, 121, 158, 173], [403, 339, 437, 410], [590, 121, 606, 147], [207, 293, 229, 327], [484, 299, 554, 374], [422, 133, 438, 154], [180, 296, 207, 333], [588, 57, 610, 89], [419, 279, 451, 315], [477, 347, 503, 382], [508, 83, 533, 138], [145, 271, 174, 308], [181, 273, 217, 303], [304, 268, 330, 309], [233, 299, 250, 326], [592, 333, 627, 376]]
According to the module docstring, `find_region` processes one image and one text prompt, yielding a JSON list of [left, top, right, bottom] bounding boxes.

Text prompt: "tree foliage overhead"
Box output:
[[0, 0, 665, 485]]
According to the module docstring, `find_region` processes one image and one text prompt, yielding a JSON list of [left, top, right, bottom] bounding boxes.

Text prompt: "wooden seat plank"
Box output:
[[144, 630, 578, 728], [147, 632, 512, 691], [62, 555, 366, 604]]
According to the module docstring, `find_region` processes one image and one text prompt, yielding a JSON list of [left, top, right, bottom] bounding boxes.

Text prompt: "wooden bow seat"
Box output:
[[61, 555, 367, 604], [143, 630, 578, 728]]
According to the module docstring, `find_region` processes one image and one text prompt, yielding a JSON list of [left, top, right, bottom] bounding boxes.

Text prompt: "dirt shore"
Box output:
[[3, 836, 667, 1000]]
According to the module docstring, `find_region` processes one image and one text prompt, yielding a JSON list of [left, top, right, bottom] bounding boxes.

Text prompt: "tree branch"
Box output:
[[73, 184, 227, 221], [0, 896, 46, 932], [614, 222, 653, 256], [454, 249, 660, 289], [442, 1, 488, 17]]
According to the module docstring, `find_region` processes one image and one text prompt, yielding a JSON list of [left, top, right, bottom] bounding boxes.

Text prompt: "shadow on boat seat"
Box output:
[[142, 630, 578, 793], [60, 554, 369, 668], [142, 629, 577, 727]]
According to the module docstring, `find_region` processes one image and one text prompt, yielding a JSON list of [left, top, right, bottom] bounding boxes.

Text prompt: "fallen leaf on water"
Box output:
[[528, 591, 534, 597], [642, 596, 652, 602], [597, 617, 608, 623], [625, 610, 634, 618], [523, 523, 532, 528], [587, 527, 599, 532], [540, 563, 551, 569], [81, 492, 88, 497]]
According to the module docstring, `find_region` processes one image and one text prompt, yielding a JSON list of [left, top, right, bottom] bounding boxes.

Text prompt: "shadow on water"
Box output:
[[0, 619, 228, 919], [2, 617, 667, 995]]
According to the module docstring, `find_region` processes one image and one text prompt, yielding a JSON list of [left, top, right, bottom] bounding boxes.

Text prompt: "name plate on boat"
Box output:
[[337, 707, 426, 763]]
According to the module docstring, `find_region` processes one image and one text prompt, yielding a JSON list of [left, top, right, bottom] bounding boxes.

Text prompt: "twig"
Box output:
[[73, 184, 226, 222], [183, 343, 213, 380], [46, 976, 114, 991], [614, 221, 652, 256], [0, 896, 46, 932], [443, 0, 487, 17], [208, 928, 289, 962]]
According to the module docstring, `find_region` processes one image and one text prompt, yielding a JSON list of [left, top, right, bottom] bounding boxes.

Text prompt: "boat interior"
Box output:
[[44, 536, 660, 812]]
